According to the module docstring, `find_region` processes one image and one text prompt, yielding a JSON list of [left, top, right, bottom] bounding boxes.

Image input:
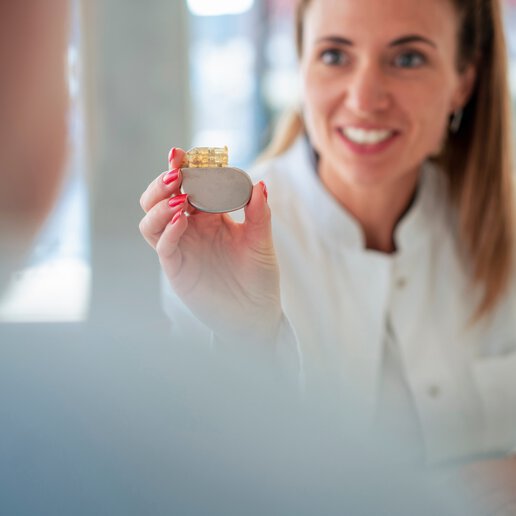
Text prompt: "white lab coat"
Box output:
[[162, 136, 516, 464]]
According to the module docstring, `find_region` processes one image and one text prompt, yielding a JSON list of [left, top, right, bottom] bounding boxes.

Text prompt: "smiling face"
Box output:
[[300, 0, 475, 191]]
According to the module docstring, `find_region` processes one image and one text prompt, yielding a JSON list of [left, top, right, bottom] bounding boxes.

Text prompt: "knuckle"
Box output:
[[155, 238, 168, 259], [139, 194, 147, 212], [140, 174, 165, 213], [140, 185, 153, 211], [138, 217, 149, 236], [156, 230, 177, 261]]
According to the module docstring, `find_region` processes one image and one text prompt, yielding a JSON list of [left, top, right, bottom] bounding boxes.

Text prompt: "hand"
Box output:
[[139, 147, 283, 344], [460, 456, 516, 515]]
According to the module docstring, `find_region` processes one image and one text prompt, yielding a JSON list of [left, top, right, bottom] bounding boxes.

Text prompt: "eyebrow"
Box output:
[[316, 34, 437, 48], [390, 35, 436, 48]]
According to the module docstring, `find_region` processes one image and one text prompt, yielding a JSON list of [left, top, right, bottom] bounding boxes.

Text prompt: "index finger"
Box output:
[[140, 168, 184, 213], [168, 147, 187, 170], [140, 147, 187, 213]]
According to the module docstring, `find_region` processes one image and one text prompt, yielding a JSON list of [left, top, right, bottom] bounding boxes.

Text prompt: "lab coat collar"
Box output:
[[280, 136, 447, 254]]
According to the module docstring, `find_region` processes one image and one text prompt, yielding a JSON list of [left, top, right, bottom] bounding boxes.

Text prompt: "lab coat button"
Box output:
[[395, 277, 407, 289], [427, 385, 441, 399]]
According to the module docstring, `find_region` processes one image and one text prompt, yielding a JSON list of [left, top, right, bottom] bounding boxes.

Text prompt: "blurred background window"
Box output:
[[187, 0, 299, 168], [505, 0, 516, 136]]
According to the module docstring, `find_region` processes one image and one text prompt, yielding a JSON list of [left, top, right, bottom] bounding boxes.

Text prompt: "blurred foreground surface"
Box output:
[[0, 317, 478, 516]]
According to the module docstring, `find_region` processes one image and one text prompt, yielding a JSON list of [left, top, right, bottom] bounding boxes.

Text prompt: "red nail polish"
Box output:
[[168, 194, 188, 208], [168, 147, 177, 165], [259, 181, 268, 201], [171, 209, 183, 224], [163, 169, 179, 185]]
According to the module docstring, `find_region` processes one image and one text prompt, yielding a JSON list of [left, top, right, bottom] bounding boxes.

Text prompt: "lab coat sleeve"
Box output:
[[471, 350, 516, 454], [470, 271, 516, 456]]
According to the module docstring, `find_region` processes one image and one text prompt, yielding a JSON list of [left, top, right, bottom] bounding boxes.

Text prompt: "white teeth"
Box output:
[[342, 127, 394, 145]]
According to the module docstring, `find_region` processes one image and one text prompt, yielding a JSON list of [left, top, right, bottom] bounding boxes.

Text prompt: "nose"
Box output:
[[344, 61, 390, 115]]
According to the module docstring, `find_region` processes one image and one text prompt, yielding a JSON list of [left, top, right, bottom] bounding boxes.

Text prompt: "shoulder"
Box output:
[[247, 136, 322, 225]]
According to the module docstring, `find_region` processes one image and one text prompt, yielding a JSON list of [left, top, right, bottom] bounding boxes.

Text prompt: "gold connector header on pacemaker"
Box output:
[[183, 146, 229, 168]]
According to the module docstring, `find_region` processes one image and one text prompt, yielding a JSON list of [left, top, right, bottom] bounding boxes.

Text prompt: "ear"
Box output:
[[451, 63, 477, 112]]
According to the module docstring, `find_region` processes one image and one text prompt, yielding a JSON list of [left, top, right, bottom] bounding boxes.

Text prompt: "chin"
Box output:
[[349, 170, 396, 188], [329, 156, 397, 187]]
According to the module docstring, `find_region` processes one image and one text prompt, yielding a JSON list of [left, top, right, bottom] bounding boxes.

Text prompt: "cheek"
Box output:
[[301, 72, 340, 145], [402, 87, 452, 149], [303, 76, 328, 116]]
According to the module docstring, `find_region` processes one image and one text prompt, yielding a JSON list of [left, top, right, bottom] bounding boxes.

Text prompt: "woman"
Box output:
[[139, 0, 516, 469]]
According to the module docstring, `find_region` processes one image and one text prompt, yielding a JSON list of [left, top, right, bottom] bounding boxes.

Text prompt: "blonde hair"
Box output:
[[258, 109, 305, 163], [262, 0, 515, 321]]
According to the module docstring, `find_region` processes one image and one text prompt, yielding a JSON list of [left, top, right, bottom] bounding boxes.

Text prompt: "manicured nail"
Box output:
[[171, 209, 183, 224], [163, 168, 179, 185], [168, 193, 188, 208], [259, 181, 268, 201], [168, 147, 177, 165]]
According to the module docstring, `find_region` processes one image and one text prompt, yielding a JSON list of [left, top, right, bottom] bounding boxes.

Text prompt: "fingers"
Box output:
[[140, 168, 182, 213], [139, 194, 189, 248], [139, 146, 187, 213]]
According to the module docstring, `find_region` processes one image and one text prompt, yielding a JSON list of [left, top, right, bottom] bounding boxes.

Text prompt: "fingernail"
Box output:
[[259, 181, 268, 201], [163, 168, 179, 185], [168, 147, 177, 165], [171, 209, 183, 225], [168, 193, 188, 208]]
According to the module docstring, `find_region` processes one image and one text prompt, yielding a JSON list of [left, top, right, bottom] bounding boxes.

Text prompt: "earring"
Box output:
[[449, 109, 463, 133]]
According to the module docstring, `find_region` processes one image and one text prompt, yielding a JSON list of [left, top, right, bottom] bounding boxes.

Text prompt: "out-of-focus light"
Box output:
[[0, 258, 91, 323], [186, 0, 254, 16]]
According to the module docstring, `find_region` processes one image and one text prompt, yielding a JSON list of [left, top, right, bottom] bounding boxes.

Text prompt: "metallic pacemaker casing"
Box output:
[[181, 166, 253, 213], [180, 147, 253, 213]]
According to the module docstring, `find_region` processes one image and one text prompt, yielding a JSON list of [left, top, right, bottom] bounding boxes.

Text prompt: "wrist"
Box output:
[[213, 308, 283, 348]]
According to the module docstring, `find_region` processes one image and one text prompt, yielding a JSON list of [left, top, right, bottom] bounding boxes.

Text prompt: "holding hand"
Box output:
[[139, 147, 283, 344]]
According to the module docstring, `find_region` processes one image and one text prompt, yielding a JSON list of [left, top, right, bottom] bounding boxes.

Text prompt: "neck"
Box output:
[[319, 162, 421, 254]]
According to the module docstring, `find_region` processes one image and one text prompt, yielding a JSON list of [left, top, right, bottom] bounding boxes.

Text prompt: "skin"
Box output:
[[460, 457, 516, 514], [301, 0, 475, 252], [0, 1, 68, 287]]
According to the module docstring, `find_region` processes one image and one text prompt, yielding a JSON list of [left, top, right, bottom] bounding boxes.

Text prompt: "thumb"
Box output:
[[243, 181, 272, 245]]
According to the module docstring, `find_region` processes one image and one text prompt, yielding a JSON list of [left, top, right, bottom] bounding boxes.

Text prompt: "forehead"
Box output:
[[303, 0, 459, 44]]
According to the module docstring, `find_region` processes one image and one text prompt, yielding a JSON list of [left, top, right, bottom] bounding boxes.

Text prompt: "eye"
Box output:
[[393, 51, 426, 68], [319, 48, 349, 66]]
